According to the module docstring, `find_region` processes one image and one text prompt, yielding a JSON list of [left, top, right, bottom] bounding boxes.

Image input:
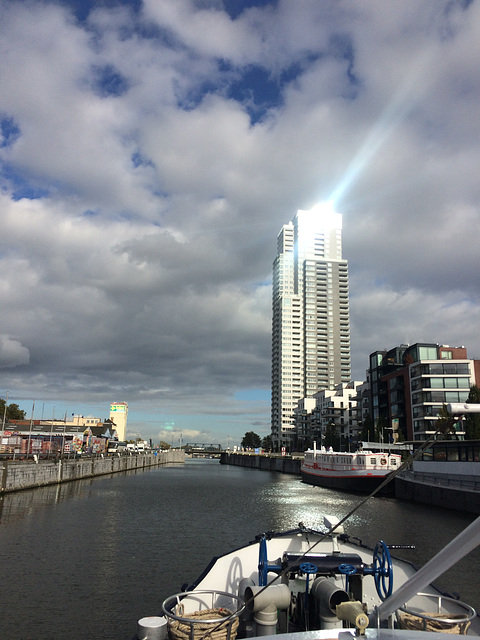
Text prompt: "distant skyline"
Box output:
[[1, 1, 480, 447]]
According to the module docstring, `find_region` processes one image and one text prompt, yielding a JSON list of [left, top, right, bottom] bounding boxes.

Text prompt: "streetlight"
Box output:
[[1, 390, 8, 433]]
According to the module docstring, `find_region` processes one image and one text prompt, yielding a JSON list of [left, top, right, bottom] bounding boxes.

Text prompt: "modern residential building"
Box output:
[[368, 343, 479, 441], [294, 381, 362, 451], [271, 204, 351, 451]]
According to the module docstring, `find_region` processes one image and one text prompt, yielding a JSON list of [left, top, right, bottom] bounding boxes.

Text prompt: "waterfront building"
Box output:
[[294, 381, 362, 451], [3, 418, 117, 456], [368, 343, 480, 441], [110, 401, 128, 441], [271, 204, 351, 451]]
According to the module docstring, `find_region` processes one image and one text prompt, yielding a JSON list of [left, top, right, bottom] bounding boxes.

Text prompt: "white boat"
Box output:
[[136, 514, 480, 640], [301, 444, 402, 493], [136, 414, 480, 640]]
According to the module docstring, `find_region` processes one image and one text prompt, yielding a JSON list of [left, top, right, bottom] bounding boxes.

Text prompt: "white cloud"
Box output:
[[1, 0, 479, 443]]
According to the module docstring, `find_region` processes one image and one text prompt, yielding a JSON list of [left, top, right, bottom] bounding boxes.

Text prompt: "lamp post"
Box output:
[[27, 400, 35, 461], [1, 390, 8, 435]]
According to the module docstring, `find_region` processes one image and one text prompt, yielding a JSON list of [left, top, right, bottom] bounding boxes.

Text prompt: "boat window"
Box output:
[[433, 446, 447, 461], [370, 457, 375, 464], [391, 458, 397, 465], [422, 446, 433, 461], [446, 447, 459, 462]]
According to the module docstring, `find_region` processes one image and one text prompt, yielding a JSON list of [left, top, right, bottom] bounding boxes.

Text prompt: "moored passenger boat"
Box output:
[[301, 444, 402, 493]]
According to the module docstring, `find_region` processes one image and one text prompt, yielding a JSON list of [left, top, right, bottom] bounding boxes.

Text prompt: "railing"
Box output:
[[400, 469, 480, 492]]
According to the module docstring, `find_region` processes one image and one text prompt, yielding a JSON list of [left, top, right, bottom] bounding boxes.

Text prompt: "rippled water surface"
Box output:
[[0, 459, 478, 639]]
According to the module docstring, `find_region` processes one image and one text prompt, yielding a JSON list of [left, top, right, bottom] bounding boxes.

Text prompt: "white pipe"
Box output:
[[447, 403, 480, 414], [373, 515, 480, 622]]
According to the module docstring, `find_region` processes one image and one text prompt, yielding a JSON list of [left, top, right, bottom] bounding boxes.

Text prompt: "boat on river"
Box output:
[[137, 514, 480, 640], [301, 444, 402, 493]]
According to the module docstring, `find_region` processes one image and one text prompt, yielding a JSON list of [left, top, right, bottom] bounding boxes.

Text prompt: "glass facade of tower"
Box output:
[[271, 205, 351, 451]]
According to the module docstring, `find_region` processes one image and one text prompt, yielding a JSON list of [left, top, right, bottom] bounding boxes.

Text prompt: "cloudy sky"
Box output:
[[1, 0, 480, 446]]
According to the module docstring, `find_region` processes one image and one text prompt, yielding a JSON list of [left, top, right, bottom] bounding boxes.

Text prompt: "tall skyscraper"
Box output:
[[271, 204, 351, 451]]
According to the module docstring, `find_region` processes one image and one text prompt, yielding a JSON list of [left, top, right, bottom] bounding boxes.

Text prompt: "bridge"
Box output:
[[184, 443, 223, 456]]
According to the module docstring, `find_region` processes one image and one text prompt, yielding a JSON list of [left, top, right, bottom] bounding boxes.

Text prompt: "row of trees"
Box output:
[[241, 431, 272, 451]]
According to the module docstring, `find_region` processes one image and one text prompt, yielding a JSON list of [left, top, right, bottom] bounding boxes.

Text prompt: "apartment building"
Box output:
[[271, 204, 351, 451]]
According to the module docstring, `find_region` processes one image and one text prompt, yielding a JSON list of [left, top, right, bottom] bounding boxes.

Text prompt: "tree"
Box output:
[[323, 422, 340, 450], [158, 440, 171, 450], [436, 404, 458, 439], [359, 415, 374, 442], [241, 431, 261, 449], [0, 399, 26, 421], [261, 435, 272, 451], [375, 416, 388, 443], [464, 385, 480, 439]]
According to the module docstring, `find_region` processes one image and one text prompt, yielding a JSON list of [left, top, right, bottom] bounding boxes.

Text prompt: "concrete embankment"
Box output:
[[220, 452, 302, 474], [0, 450, 184, 493], [395, 471, 480, 514]]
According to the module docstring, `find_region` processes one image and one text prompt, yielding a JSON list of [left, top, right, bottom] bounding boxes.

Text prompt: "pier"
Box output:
[[220, 451, 302, 474]]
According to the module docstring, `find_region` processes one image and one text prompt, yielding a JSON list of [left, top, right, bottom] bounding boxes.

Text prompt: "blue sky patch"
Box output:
[[223, 0, 277, 20], [227, 65, 283, 123], [54, 0, 142, 23], [0, 117, 21, 148], [131, 152, 155, 169], [90, 64, 130, 98], [1, 161, 49, 200]]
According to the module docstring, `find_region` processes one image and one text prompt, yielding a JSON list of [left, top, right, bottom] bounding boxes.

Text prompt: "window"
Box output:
[[419, 346, 438, 359]]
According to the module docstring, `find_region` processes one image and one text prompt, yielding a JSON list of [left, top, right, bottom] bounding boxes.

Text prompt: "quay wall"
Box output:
[[395, 472, 480, 514], [220, 452, 302, 474], [0, 450, 184, 493]]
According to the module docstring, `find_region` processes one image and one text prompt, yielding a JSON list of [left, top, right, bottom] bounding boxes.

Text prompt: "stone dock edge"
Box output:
[[0, 449, 185, 493]]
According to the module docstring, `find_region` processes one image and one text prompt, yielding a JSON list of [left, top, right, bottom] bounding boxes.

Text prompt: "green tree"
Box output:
[[464, 385, 480, 439], [158, 440, 171, 450], [375, 416, 388, 443], [359, 415, 374, 442], [0, 399, 26, 421], [261, 435, 272, 451], [241, 431, 261, 449], [436, 404, 458, 439], [323, 422, 340, 450]]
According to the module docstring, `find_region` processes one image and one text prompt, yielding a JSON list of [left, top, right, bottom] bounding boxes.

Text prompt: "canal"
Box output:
[[0, 458, 478, 639]]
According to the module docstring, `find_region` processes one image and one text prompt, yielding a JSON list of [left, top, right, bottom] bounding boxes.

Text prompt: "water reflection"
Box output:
[[0, 459, 478, 640]]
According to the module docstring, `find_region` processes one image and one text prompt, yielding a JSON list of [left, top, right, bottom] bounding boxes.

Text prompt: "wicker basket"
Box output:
[[162, 590, 244, 640], [397, 593, 476, 635], [168, 606, 239, 640]]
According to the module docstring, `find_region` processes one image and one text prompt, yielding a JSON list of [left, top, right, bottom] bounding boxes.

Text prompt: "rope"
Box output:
[[168, 606, 239, 640]]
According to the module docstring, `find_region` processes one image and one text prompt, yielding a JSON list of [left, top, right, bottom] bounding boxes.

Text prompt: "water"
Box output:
[[0, 459, 479, 639]]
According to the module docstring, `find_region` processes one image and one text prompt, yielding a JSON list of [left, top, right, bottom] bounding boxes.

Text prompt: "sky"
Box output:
[[1, 0, 480, 447]]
